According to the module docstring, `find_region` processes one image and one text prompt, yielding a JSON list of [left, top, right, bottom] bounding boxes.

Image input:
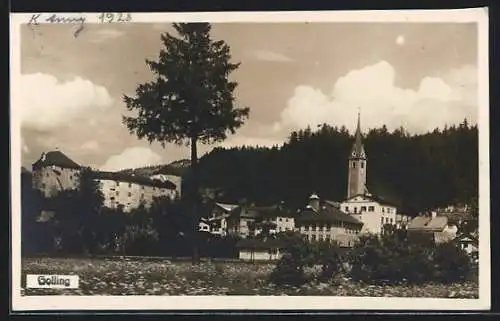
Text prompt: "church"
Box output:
[[339, 113, 399, 235]]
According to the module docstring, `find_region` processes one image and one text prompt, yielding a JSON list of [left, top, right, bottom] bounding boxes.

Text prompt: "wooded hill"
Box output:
[[193, 120, 478, 216]]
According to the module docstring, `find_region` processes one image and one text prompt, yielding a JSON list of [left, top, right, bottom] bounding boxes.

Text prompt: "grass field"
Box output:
[[21, 257, 479, 297]]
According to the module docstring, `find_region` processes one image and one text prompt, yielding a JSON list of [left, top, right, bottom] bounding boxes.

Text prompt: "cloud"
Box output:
[[100, 147, 163, 172], [396, 35, 405, 46], [81, 140, 100, 152], [254, 50, 294, 63], [275, 61, 477, 134], [20, 73, 114, 131], [89, 28, 125, 43]]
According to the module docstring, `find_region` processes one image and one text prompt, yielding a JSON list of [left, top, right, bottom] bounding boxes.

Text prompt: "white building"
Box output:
[[341, 193, 397, 235], [92, 171, 178, 212]]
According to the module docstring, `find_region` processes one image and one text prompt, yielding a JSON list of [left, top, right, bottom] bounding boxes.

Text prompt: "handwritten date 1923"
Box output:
[[98, 13, 132, 24]]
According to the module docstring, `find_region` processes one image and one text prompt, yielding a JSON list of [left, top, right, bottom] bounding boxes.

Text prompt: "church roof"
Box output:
[[32, 150, 81, 170], [350, 112, 366, 159]]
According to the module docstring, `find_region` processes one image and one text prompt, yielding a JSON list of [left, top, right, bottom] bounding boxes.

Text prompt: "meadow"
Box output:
[[21, 257, 478, 298]]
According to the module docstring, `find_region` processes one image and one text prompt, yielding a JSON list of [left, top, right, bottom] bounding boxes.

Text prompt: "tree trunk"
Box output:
[[190, 136, 200, 264]]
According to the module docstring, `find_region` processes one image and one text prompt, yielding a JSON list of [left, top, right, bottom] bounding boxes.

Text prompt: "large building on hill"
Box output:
[[31, 150, 181, 212], [32, 151, 82, 197], [340, 114, 399, 235]]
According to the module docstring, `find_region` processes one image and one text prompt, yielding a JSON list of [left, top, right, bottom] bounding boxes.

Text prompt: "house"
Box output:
[[205, 201, 296, 239], [395, 213, 412, 229], [32, 150, 81, 197], [295, 194, 363, 247], [206, 202, 240, 236], [407, 213, 457, 244], [340, 193, 398, 235], [236, 238, 284, 261]]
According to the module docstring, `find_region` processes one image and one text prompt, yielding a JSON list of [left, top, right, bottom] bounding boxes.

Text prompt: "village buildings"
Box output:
[[295, 194, 363, 247], [30, 150, 181, 212]]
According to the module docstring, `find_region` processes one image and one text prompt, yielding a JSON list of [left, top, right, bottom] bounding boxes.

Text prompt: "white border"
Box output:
[[10, 8, 490, 311]]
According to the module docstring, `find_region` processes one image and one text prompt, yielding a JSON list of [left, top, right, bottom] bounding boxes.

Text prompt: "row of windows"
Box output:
[[301, 224, 356, 230], [277, 217, 291, 222], [381, 217, 394, 224], [351, 161, 365, 169], [345, 205, 393, 214]]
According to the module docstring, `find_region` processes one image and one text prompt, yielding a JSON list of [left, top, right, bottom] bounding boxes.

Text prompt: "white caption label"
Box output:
[[26, 274, 79, 289]]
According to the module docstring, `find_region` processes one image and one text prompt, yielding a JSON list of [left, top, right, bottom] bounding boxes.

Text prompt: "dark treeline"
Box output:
[[197, 120, 478, 215]]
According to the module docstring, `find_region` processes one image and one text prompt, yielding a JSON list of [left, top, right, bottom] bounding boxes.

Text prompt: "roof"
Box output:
[[236, 238, 285, 249], [324, 200, 341, 208], [32, 151, 81, 170], [344, 193, 398, 207], [407, 216, 448, 232], [350, 112, 366, 159], [454, 233, 479, 246], [215, 203, 240, 212], [91, 171, 176, 189], [296, 205, 363, 226]]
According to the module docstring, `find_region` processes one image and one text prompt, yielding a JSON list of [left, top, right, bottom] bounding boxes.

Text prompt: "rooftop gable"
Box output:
[[32, 150, 81, 170]]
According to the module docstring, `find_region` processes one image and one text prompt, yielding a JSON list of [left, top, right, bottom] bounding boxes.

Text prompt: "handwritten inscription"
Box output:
[[98, 13, 132, 24], [27, 13, 86, 37]]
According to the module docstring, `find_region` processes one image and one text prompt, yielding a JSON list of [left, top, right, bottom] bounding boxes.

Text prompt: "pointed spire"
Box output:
[[350, 110, 366, 159]]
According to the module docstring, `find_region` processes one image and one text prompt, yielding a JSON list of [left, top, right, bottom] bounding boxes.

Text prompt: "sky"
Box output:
[[19, 22, 478, 171]]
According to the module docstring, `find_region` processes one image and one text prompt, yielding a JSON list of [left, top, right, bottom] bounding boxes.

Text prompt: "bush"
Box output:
[[349, 231, 473, 285], [432, 242, 472, 283], [269, 232, 310, 286], [269, 253, 308, 286]]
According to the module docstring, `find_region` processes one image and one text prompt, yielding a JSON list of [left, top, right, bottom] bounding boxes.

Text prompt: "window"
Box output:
[[390, 218, 393, 224], [381, 217, 384, 223], [382, 207, 385, 213], [69, 175, 73, 180], [345, 206, 349, 212], [128, 183, 132, 188], [354, 207, 358, 214], [385, 217, 389, 223], [311, 235, 316, 241], [41, 183, 46, 189], [278, 218, 282, 222], [140, 193, 144, 199], [117, 182, 120, 186], [285, 218, 289, 222], [361, 162, 364, 169], [110, 197, 115, 201], [116, 191, 120, 196], [352, 162, 356, 168], [361, 206, 367, 212], [128, 192, 132, 197], [46, 172, 49, 177], [319, 235, 323, 241], [141, 186, 145, 190], [368, 206, 375, 212]]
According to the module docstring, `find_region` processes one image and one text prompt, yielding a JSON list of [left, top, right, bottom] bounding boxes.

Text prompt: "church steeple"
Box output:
[[350, 112, 366, 159], [347, 111, 367, 198]]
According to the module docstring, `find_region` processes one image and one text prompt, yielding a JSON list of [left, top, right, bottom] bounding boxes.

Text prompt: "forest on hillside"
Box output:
[[194, 120, 478, 216]]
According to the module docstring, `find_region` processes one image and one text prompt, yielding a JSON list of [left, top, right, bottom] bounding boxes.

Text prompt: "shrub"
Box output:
[[269, 253, 308, 286], [432, 242, 472, 283], [349, 231, 473, 285], [269, 231, 310, 286]]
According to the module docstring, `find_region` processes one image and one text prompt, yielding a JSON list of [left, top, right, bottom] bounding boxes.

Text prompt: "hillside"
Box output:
[[118, 159, 190, 177]]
